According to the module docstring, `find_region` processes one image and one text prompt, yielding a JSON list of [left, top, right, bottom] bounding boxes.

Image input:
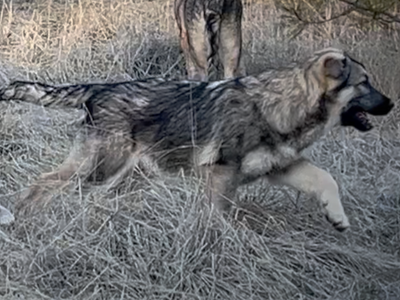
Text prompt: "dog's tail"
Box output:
[[0, 81, 94, 109]]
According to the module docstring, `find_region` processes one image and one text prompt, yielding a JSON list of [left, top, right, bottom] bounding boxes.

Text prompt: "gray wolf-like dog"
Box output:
[[0, 48, 393, 230], [174, 0, 245, 81]]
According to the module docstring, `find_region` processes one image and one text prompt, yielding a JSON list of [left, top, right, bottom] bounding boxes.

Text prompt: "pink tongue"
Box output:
[[356, 111, 366, 120], [356, 111, 372, 129]]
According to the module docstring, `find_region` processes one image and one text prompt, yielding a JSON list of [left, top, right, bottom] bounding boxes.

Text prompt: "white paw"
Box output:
[[0, 205, 14, 225], [325, 209, 349, 232]]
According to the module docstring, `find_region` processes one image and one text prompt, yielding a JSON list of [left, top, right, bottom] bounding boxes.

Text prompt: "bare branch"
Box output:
[[340, 0, 400, 23]]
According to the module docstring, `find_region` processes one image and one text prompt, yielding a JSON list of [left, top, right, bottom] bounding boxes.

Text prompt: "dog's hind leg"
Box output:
[[103, 142, 160, 189], [15, 137, 102, 216], [104, 154, 139, 189], [267, 159, 350, 231]]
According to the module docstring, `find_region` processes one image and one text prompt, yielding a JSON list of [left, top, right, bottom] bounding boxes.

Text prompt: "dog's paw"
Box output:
[[325, 210, 350, 232], [14, 186, 45, 218], [0, 205, 14, 225]]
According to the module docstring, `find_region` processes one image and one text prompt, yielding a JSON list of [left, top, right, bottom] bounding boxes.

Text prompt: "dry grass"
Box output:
[[0, 0, 400, 299]]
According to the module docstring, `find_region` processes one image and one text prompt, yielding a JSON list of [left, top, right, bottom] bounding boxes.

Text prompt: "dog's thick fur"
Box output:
[[174, 0, 245, 81], [0, 48, 393, 230]]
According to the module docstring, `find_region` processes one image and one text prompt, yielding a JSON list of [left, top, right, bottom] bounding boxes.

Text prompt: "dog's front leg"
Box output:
[[200, 164, 239, 213], [268, 159, 350, 231]]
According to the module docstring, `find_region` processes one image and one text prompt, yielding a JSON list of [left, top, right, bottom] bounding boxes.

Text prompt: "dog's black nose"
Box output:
[[370, 97, 394, 116], [385, 100, 394, 113]]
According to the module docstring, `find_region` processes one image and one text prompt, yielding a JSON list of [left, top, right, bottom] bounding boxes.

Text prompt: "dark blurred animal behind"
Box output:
[[174, 0, 246, 81]]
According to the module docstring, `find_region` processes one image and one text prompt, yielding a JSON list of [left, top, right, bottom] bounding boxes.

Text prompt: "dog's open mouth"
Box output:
[[340, 87, 394, 132], [354, 110, 372, 131], [341, 106, 373, 132]]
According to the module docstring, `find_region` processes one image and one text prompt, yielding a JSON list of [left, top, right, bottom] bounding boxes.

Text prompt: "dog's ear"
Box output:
[[324, 56, 347, 79]]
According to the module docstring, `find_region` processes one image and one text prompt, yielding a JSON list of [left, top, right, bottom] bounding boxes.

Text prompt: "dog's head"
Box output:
[[312, 48, 394, 131]]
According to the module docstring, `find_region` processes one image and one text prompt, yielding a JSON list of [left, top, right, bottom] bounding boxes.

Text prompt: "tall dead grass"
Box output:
[[0, 0, 400, 299]]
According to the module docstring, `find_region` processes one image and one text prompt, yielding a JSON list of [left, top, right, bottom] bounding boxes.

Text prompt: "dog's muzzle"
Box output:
[[341, 85, 394, 132]]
